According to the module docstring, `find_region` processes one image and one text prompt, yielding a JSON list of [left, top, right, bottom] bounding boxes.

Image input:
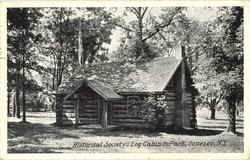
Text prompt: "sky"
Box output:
[[108, 7, 218, 53]]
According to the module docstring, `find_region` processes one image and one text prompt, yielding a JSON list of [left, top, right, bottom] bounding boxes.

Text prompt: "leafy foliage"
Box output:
[[192, 7, 243, 132], [40, 8, 116, 89], [138, 94, 169, 130], [7, 8, 44, 92], [7, 8, 44, 119]]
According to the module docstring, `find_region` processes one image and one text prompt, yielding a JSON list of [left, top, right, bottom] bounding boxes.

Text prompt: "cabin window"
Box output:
[[127, 96, 141, 117]]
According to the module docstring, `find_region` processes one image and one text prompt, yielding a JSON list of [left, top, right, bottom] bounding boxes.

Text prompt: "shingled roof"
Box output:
[[58, 56, 182, 99]]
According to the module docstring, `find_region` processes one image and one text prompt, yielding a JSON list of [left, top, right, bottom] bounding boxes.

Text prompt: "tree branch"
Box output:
[[114, 22, 134, 32], [141, 7, 148, 18], [130, 7, 141, 18], [142, 15, 175, 42]]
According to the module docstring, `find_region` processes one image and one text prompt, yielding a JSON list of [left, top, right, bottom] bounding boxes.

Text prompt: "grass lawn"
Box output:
[[7, 108, 244, 153]]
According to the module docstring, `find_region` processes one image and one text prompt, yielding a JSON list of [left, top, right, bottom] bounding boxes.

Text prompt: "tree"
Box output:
[[114, 7, 184, 62], [193, 57, 223, 120], [7, 8, 43, 122], [191, 21, 223, 120], [40, 8, 115, 89], [214, 7, 243, 133], [193, 7, 243, 133]]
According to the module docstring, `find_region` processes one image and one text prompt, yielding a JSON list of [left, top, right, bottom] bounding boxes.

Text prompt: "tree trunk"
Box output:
[[16, 70, 21, 118], [22, 55, 26, 123], [13, 93, 16, 117], [226, 100, 236, 133], [210, 107, 216, 120], [7, 92, 10, 116]]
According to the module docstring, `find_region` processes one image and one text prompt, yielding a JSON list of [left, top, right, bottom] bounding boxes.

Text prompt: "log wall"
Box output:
[[57, 88, 195, 129], [110, 99, 145, 126], [183, 92, 196, 128], [110, 89, 177, 127], [60, 86, 101, 125], [162, 89, 177, 126]]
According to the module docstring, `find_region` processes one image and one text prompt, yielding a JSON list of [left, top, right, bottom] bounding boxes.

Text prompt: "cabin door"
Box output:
[[78, 97, 100, 125]]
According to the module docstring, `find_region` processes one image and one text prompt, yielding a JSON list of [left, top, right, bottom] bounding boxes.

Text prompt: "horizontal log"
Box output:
[[79, 110, 97, 114], [79, 112, 98, 116], [184, 105, 193, 109], [112, 103, 127, 106], [184, 110, 193, 115], [85, 100, 98, 105], [112, 109, 128, 113], [166, 91, 176, 94], [78, 95, 96, 99], [63, 109, 74, 113], [165, 111, 175, 116], [79, 115, 98, 119], [166, 106, 176, 109], [165, 111, 175, 115], [167, 100, 176, 106], [63, 104, 74, 108], [166, 100, 176, 103], [186, 100, 193, 103], [112, 104, 128, 108], [166, 93, 176, 95], [165, 114, 175, 119], [79, 117, 99, 121], [110, 122, 149, 127], [165, 107, 176, 112], [79, 120, 99, 124], [63, 100, 74, 105], [84, 104, 98, 108], [185, 107, 194, 111], [184, 111, 194, 115], [166, 97, 176, 101], [112, 100, 127, 104], [165, 93, 176, 96], [112, 106, 127, 109], [166, 101, 176, 106], [112, 114, 142, 119], [184, 97, 193, 101], [111, 118, 145, 124], [80, 109, 97, 113]]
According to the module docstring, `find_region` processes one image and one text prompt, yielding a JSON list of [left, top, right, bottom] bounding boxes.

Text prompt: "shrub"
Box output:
[[138, 94, 169, 130]]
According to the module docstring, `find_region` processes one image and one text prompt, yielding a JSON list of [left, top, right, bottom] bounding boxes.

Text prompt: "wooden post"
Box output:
[[97, 96, 101, 123], [181, 47, 186, 128], [102, 101, 108, 129], [191, 95, 197, 128], [55, 94, 64, 126], [110, 101, 112, 125], [175, 45, 186, 130], [74, 94, 80, 128]]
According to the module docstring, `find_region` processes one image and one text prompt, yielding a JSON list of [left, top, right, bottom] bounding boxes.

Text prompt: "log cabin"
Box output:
[[55, 45, 197, 129]]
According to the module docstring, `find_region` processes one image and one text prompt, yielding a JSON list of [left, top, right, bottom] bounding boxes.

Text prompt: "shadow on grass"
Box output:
[[163, 128, 222, 136], [8, 121, 79, 139], [8, 121, 80, 153], [207, 118, 244, 122], [66, 125, 160, 138], [8, 146, 66, 153], [198, 125, 243, 129], [76, 125, 223, 137]]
